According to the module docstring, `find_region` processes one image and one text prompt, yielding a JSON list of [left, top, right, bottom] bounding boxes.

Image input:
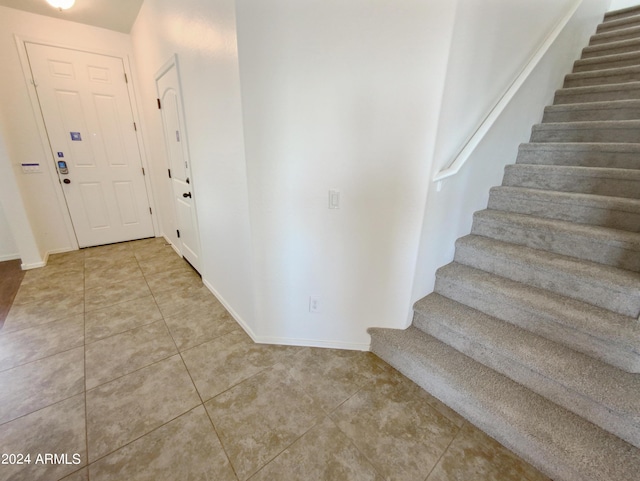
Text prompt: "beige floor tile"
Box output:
[[0, 347, 84, 424], [86, 355, 200, 461], [285, 348, 377, 413], [206, 364, 325, 480], [85, 320, 178, 389], [19, 264, 84, 288], [0, 394, 86, 481], [137, 251, 193, 276], [47, 250, 86, 266], [182, 330, 298, 401], [0, 314, 84, 371], [152, 285, 217, 319], [2, 292, 84, 333], [84, 242, 133, 259], [90, 406, 237, 481], [12, 275, 84, 306], [330, 379, 460, 481], [164, 301, 240, 351], [60, 468, 89, 481], [249, 417, 382, 481], [84, 262, 145, 291], [85, 276, 151, 311], [145, 267, 202, 296], [84, 252, 137, 272], [426, 422, 551, 481], [131, 238, 175, 259], [85, 295, 162, 343]]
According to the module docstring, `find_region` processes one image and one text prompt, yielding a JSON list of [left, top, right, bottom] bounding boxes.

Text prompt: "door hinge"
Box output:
[[142, 167, 145, 176], [124, 73, 128, 84], [177, 229, 181, 238], [168, 169, 172, 179], [133, 122, 137, 131], [149, 207, 152, 215], [157, 98, 161, 109]]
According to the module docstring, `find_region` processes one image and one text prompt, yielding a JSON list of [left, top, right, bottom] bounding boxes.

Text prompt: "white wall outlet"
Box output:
[[309, 296, 322, 313], [328, 189, 340, 209]]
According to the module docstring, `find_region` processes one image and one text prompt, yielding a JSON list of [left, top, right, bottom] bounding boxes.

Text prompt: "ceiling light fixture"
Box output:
[[46, 0, 76, 11]]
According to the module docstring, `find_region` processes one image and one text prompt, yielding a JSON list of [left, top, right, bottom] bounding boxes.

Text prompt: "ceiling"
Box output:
[[0, 0, 144, 33]]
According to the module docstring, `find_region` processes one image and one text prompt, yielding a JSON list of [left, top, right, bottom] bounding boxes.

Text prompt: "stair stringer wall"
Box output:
[[410, 0, 610, 306]]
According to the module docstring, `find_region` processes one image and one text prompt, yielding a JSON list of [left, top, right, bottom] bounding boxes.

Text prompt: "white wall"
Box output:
[[0, 6, 144, 264], [411, 0, 611, 305], [236, 0, 458, 348], [130, 0, 256, 327], [0, 178, 19, 262], [609, 0, 639, 10]]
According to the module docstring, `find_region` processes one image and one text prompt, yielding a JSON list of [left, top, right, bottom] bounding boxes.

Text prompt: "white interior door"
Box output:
[[156, 59, 201, 271], [26, 42, 154, 248]]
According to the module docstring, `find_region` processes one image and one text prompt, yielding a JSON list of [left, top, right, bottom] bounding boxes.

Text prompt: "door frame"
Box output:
[[154, 54, 202, 265], [14, 35, 159, 252]]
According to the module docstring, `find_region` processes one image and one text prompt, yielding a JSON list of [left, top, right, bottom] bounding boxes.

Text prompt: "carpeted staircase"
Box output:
[[369, 6, 640, 481]]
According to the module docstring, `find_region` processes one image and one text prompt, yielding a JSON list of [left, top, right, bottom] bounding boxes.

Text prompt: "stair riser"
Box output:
[[574, 55, 640, 73], [554, 86, 640, 104], [434, 272, 640, 373], [597, 17, 640, 34], [471, 215, 640, 271], [488, 190, 640, 232], [542, 105, 640, 122], [413, 310, 640, 448], [590, 28, 640, 46], [605, 9, 640, 23], [582, 42, 640, 59], [453, 241, 640, 317], [530, 126, 640, 143], [516, 146, 640, 169], [563, 70, 640, 88], [502, 169, 640, 199]]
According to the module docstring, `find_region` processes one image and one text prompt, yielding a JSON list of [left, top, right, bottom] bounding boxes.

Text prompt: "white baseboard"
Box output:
[[201, 278, 370, 351], [0, 253, 20, 262]]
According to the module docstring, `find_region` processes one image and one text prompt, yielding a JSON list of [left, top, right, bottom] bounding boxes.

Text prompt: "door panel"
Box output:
[[156, 59, 201, 271], [26, 42, 153, 247]]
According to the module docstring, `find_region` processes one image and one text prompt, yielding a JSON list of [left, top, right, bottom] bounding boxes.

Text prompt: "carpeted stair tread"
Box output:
[[515, 142, 640, 169], [582, 37, 640, 59], [471, 209, 640, 271], [412, 293, 640, 447], [530, 119, 640, 142], [502, 164, 640, 199], [453, 234, 640, 317], [542, 99, 640, 122], [563, 64, 640, 88], [573, 50, 640, 72], [368, 326, 640, 481], [434, 262, 640, 372], [605, 5, 640, 23], [488, 186, 640, 231], [597, 13, 640, 34], [554, 81, 640, 104], [591, 24, 640, 45]]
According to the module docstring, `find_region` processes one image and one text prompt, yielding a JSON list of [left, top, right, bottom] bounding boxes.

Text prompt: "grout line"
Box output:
[[421, 421, 463, 481]]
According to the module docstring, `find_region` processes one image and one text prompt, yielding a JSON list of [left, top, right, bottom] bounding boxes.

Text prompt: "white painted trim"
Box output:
[[0, 253, 20, 262], [254, 336, 370, 351], [432, 0, 584, 182], [202, 278, 370, 351], [21, 250, 48, 270], [202, 277, 258, 340], [203, 277, 370, 351]]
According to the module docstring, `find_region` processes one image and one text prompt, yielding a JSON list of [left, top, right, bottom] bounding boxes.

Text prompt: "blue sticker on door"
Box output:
[[70, 132, 82, 141]]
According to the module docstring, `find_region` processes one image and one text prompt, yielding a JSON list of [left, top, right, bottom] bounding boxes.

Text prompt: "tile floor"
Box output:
[[0, 238, 551, 481]]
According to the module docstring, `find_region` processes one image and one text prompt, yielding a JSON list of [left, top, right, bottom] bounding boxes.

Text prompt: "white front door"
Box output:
[[26, 42, 154, 248], [156, 58, 201, 271]]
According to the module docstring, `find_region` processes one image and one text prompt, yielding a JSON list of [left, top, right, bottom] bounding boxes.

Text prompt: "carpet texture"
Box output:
[[370, 6, 640, 481]]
